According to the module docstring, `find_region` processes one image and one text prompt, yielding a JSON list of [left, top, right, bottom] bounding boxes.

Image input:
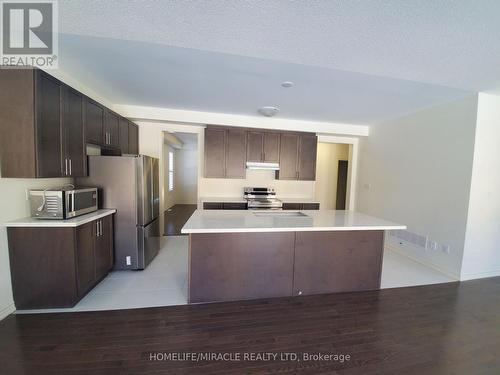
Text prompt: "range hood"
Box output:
[[246, 162, 280, 171]]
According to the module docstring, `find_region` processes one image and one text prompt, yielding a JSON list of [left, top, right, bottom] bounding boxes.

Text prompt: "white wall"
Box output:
[[461, 93, 500, 280], [314, 143, 349, 209], [356, 96, 478, 278], [175, 147, 198, 204], [0, 177, 72, 319]]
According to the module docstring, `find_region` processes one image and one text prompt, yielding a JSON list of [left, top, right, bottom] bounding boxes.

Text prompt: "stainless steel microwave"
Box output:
[[29, 187, 98, 219]]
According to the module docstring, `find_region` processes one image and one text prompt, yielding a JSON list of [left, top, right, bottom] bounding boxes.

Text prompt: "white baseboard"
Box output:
[[385, 243, 460, 280], [460, 269, 500, 281], [0, 303, 15, 321]]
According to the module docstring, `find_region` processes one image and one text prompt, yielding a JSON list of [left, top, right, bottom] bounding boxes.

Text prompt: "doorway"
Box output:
[[162, 132, 198, 236], [315, 142, 350, 209]]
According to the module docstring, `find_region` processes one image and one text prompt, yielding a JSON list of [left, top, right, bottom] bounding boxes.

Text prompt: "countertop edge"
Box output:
[[4, 209, 117, 228], [181, 225, 407, 234]]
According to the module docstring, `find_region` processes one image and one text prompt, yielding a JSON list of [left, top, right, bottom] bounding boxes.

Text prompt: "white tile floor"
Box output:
[[16, 235, 455, 314]]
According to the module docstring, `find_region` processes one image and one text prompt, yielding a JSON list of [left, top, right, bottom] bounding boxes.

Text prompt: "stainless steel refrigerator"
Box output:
[[77, 155, 160, 270]]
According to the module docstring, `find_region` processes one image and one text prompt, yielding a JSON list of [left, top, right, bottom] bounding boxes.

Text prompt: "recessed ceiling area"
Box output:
[[58, 34, 471, 125], [55, 1, 500, 124]]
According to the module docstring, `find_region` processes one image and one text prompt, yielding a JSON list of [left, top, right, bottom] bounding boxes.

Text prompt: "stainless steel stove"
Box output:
[[244, 187, 283, 210]]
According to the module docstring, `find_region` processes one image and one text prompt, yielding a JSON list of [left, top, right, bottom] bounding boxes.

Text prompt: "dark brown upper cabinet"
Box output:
[[225, 128, 246, 178], [104, 110, 120, 148], [35, 71, 64, 177], [119, 117, 129, 154], [128, 121, 139, 155], [297, 134, 318, 181], [85, 98, 104, 146], [0, 69, 87, 178], [276, 133, 299, 180], [246, 131, 280, 163], [204, 127, 226, 178], [62, 87, 86, 176], [276, 133, 317, 181], [204, 126, 246, 179]]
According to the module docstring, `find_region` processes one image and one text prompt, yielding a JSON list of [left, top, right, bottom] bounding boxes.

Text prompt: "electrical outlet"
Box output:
[[126, 256, 131, 266]]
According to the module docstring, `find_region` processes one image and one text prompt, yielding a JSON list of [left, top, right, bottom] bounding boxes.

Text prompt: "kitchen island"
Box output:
[[182, 210, 406, 303]]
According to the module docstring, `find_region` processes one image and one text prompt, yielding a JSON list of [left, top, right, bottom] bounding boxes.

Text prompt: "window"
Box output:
[[168, 151, 174, 192]]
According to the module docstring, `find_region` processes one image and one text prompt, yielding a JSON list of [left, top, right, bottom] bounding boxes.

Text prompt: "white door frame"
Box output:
[[317, 135, 360, 210]]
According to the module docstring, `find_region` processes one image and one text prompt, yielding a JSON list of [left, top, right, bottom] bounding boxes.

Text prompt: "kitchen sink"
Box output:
[[252, 211, 309, 218]]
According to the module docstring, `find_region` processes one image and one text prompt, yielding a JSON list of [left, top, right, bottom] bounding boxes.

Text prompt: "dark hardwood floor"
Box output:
[[164, 204, 197, 236], [1, 277, 500, 374]]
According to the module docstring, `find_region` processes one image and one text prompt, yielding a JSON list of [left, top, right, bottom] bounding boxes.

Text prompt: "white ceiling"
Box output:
[[56, 1, 500, 124]]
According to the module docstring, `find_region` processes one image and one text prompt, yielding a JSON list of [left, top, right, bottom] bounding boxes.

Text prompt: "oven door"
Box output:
[[65, 189, 98, 218]]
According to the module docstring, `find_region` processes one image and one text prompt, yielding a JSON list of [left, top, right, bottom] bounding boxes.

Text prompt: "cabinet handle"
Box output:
[[69, 158, 72, 176], [99, 220, 102, 236], [64, 158, 68, 175]]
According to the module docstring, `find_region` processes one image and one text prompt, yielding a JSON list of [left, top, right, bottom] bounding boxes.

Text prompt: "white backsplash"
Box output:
[[199, 169, 314, 198]]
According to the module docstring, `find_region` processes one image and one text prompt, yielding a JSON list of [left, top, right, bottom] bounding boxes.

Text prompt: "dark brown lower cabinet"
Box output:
[[202, 202, 247, 210], [282, 202, 320, 210], [7, 214, 114, 309], [188, 230, 384, 303], [189, 232, 295, 303], [293, 231, 384, 295]]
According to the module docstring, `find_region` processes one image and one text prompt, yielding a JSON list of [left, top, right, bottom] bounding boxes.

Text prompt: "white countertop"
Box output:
[[199, 197, 248, 203], [280, 198, 320, 204], [5, 209, 116, 228], [181, 210, 406, 234]]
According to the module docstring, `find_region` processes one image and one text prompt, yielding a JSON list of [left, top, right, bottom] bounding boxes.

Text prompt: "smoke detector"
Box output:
[[258, 106, 279, 117], [281, 81, 294, 88]]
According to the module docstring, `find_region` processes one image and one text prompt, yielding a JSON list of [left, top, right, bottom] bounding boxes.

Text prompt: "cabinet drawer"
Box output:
[[282, 203, 303, 210], [223, 202, 247, 210], [302, 203, 320, 210], [203, 202, 223, 210]]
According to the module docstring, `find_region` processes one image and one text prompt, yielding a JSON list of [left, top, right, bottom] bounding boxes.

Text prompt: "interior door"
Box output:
[[137, 217, 160, 269]]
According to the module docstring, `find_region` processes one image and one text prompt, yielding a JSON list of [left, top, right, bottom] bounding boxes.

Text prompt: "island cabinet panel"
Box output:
[[293, 231, 384, 296], [189, 232, 295, 303]]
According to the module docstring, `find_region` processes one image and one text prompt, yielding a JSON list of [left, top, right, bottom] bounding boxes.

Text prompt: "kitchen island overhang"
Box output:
[[182, 210, 406, 304]]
